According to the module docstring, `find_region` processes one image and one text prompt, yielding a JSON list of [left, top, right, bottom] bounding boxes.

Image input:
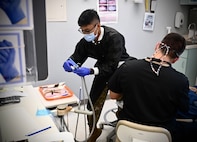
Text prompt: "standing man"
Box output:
[[108, 33, 197, 141], [63, 9, 134, 141]]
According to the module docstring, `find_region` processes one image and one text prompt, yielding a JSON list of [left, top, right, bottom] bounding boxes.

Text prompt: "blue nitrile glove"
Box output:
[[0, 0, 25, 24], [0, 40, 10, 63], [63, 58, 78, 72], [73, 67, 91, 77], [0, 40, 19, 82]]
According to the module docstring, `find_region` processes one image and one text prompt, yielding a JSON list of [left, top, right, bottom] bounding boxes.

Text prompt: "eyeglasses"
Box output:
[[78, 24, 97, 34]]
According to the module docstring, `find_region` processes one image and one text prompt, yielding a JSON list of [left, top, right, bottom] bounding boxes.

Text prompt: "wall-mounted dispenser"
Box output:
[[175, 12, 184, 28]]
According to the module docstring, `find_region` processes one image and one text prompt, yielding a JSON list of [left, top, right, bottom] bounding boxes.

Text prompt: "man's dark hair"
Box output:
[[78, 9, 100, 26], [161, 33, 186, 58]]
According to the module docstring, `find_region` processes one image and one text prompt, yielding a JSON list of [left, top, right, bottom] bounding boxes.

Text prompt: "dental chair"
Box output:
[[99, 107, 118, 142], [115, 120, 172, 142], [99, 100, 173, 142], [99, 101, 122, 142]]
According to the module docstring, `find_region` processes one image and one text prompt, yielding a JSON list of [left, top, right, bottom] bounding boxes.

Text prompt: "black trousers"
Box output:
[[87, 75, 109, 130], [171, 120, 197, 142]]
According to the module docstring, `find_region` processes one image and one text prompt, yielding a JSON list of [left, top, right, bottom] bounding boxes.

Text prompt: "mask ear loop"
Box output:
[[149, 43, 170, 76], [159, 43, 170, 62], [93, 25, 100, 45]]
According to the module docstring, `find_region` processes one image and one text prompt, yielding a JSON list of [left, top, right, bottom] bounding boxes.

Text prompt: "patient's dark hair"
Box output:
[[78, 9, 100, 26], [160, 33, 186, 58]]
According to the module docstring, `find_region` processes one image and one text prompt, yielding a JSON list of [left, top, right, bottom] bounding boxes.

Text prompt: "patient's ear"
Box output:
[[172, 57, 179, 63], [155, 43, 161, 51]]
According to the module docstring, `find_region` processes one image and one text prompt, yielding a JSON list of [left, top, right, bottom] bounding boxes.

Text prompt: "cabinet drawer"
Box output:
[[172, 57, 186, 74], [173, 47, 197, 86], [180, 49, 188, 58]]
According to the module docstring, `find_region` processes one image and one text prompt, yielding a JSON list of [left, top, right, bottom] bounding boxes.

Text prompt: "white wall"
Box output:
[[34, 0, 189, 97]]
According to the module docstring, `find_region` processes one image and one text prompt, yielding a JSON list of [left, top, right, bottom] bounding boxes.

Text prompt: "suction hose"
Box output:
[[74, 76, 96, 142]]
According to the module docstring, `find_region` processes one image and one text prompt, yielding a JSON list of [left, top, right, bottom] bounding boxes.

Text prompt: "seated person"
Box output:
[[108, 33, 197, 142]]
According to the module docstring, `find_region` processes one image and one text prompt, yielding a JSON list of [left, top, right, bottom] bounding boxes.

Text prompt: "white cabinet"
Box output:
[[172, 46, 197, 86]]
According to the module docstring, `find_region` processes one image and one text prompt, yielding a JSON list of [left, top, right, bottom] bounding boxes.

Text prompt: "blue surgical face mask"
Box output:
[[84, 32, 97, 42]]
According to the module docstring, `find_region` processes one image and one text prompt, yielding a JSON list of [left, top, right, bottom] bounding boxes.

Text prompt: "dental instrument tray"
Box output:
[[39, 83, 74, 101]]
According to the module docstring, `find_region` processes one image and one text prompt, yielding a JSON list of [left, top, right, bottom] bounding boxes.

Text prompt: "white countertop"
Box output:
[[0, 85, 75, 142], [186, 44, 197, 49], [182, 34, 197, 49]]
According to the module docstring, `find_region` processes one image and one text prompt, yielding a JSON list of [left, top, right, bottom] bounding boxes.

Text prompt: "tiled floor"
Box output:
[[61, 99, 118, 142]]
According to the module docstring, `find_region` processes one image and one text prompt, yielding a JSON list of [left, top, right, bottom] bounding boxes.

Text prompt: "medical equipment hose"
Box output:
[[74, 76, 96, 142]]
